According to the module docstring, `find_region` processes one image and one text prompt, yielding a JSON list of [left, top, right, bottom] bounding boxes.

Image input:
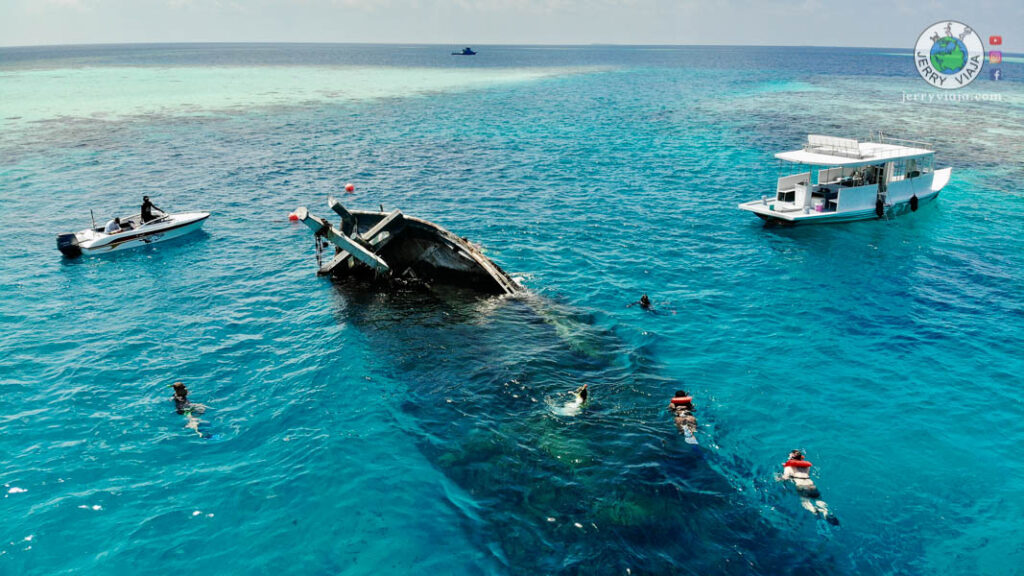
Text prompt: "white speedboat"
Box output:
[[738, 134, 952, 225], [57, 211, 210, 257]]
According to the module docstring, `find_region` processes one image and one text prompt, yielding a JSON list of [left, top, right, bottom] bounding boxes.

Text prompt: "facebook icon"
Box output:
[[990, 68, 1003, 81]]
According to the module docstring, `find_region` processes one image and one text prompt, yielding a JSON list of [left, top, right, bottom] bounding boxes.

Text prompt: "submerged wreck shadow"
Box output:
[[332, 290, 847, 575]]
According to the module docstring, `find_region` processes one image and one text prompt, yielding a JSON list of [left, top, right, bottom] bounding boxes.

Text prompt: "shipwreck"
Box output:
[[293, 198, 521, 296]]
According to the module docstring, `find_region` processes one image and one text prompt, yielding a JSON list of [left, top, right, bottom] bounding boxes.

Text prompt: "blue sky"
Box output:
[[1, 0, 1021, 51]]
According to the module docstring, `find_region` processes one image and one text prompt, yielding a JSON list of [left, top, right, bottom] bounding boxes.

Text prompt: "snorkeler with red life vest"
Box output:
[[662, 394, 838, 523], [779, 449, 839, 525], [668, 391, 698, 445]]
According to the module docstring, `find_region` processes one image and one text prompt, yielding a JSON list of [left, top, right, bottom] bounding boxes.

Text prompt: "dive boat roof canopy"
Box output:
[[775, 134, 934, 167]]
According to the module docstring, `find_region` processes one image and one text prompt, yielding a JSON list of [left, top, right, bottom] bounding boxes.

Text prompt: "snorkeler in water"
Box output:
[[668, 390, 698, 444], [171, 382, 192, 414], [573, 383, 588, 404], [778, 450, 839, 525], [171, 382, 208, 438], [552, 383, 588, 417], [627, 293, 653, 310], [628, 293, 677, 315]]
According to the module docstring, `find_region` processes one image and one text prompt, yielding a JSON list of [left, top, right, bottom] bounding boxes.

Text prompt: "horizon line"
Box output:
[[1, 40, 919, 51], [3, 41, 1018, 58]]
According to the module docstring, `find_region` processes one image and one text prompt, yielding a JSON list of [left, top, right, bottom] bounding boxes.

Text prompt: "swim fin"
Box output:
[[683, 429, 698, 445]]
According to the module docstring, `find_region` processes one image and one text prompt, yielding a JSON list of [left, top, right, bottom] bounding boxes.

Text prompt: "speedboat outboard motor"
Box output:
[[56, 233, 82, 258]]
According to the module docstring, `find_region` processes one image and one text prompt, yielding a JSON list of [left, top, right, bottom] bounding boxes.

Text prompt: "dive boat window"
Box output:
[[890, 159, 907, 182], [777, 190, 796, 202], [817, 166, 867, 188], [906, 158, 919, 178], [844, 167, 866, 187], [907, 155, 932, 178], [865, 165, 884, 185]]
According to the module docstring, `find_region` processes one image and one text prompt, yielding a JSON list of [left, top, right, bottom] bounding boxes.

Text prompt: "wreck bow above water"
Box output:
[[294, 198, 521, 296]]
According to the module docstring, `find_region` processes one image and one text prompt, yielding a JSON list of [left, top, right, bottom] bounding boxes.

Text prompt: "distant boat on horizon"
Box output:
[[451, 47, 477, 56]]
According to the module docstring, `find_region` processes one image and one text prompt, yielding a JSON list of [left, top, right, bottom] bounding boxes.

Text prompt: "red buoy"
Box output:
[[288, 212, 299, 221], [345, 183, 355, 193]]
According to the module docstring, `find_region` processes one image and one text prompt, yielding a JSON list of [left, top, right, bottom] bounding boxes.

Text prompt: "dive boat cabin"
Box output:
[[738, 134, 952, 225]]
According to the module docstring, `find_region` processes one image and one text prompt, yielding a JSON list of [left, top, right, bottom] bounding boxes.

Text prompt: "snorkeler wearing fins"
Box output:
[[778, 450, 839, 525], [171, 382, 208, 438], [668, 390, 698, 445]]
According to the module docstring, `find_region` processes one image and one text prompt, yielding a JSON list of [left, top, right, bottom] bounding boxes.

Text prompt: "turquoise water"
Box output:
[[2, 44, 1023, 575]]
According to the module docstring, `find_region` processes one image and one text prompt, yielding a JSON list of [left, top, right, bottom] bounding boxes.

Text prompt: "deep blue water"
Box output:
[[2, 44, 1023, 575]]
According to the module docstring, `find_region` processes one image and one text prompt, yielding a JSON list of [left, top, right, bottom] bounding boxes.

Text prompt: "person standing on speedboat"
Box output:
[[141, 196, 165, 223], [779, 449, 839, 525]]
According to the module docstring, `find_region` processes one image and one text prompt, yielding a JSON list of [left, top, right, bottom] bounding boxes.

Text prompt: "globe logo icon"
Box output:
[[929, 36, 968, 74], [915, 21, 984, 89]]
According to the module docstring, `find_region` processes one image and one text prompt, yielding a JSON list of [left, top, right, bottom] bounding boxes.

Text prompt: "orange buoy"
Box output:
[[345, 183, 355, 193]]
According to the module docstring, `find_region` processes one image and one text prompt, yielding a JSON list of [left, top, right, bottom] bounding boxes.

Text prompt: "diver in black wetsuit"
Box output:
[[171, 382, 191, 414], [141, 196, 164, 223], [627, 294, 653, 310], [171, 382, 207, 437]]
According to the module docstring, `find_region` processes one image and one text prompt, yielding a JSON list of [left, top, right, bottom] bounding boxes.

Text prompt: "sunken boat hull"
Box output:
[[295, 201, 520, 296]]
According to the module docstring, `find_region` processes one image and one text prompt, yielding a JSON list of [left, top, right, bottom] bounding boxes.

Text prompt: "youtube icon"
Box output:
[[990, 35, 1002, 45]]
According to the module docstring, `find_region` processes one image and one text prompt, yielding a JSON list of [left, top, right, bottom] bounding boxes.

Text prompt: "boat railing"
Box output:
[[804, 135, 863, 159], [872, 132, 933, 151]]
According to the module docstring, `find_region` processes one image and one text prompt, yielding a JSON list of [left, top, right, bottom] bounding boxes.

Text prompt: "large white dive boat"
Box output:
[[57, 211, 210, 257], [738, 134, 952, 225]]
